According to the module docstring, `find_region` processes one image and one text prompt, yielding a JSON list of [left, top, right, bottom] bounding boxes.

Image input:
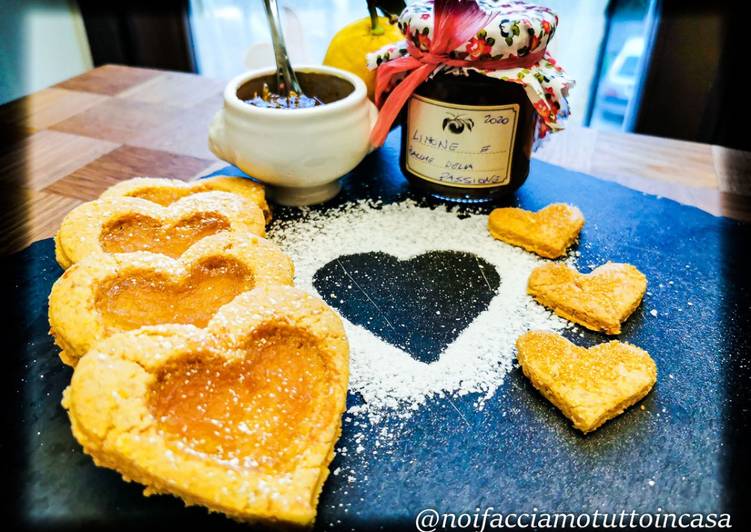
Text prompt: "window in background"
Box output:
[[539, 0, 608, 126], [587, 0, 653, 131], [189, 0, 364, 79], [0, 0, 92, 105], [188, 0, 653, 131]]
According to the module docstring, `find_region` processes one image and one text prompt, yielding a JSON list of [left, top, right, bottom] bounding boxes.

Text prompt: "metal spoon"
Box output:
[[262, 0, 305, 104]]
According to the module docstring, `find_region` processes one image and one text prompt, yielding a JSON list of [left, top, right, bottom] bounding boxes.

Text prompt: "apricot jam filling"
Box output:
[[95, 258, 254, 331], [100, 213, 230, 257], [148, 327, 329, 472], [128, 188, 197, 206]]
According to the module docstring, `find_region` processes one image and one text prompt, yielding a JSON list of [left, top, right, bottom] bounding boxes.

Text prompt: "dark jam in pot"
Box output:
[[245, 82, 323, 109], [399, 70, 536, 202], [238, 72, 354, 110]]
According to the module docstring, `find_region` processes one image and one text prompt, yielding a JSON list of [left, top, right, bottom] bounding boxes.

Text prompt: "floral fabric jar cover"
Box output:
[[367, 0, 575, 145]]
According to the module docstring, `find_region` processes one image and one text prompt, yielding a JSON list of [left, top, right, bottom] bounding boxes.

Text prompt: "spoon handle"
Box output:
[[263, 0, 303, 96]]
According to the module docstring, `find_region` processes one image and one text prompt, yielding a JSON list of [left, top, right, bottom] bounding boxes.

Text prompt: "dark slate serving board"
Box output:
[[4, 129, 750, 530]]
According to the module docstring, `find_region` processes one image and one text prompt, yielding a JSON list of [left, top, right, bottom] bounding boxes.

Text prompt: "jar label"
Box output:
[[406, 95, 519, 188]]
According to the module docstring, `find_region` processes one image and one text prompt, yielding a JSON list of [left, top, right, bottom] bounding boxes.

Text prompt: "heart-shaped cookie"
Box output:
[[49, 231, 294, 366], [101, 175, 271, 222], [488, 203, 584, 258], [527, 262, 647, 334], [516, 330, 656, 433], [54, 191, 266, 269], [62, 285, 348, 525]]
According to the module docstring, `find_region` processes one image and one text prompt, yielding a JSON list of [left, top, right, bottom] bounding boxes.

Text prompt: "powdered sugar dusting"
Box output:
[[268, 200, 570, 422]]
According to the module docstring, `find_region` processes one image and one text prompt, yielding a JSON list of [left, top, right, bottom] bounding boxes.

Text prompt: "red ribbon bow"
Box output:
[[369, 0, 545, 147]]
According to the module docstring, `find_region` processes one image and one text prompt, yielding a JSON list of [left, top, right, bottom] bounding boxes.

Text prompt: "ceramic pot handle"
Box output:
[[208, 109, 230, 162]]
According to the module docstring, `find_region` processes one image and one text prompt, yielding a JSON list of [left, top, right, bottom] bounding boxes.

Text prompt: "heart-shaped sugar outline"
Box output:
[[516, 330, 656, 433], [528, 262, 647, 334], [55, 191, 265, 269], [49, 231, 294, 366], [274, 200, 574, 415], [101, 175, 271, 222], [488, 203, 584, 259], [62, 285, 348, 526]]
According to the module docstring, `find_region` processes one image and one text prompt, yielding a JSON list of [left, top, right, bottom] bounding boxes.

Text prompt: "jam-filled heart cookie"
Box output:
[[49, 232, 294, 366], [516, 330, 656, 433], [62, 285, 348, 526], [528, 262, 647, 334], [488, 203, 584, 259], [101, 175, 271, 222], [54, 191, 266, 269]]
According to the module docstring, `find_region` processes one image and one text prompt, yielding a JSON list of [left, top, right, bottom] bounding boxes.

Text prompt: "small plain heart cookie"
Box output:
[[528, 262, 647, 334], [488, 203, 584, 259], [62, 285, 348, 525], [516, 330, 656, 433]]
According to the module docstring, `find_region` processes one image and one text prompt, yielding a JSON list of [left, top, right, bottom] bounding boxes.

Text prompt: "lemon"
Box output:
[[323, 16, 403, 101]]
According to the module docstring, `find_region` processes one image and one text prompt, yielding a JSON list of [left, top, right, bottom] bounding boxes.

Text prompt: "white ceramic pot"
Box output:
[[209, 65, 378, 206]]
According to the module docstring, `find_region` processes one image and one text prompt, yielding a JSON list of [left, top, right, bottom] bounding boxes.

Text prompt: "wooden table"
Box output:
[[1, 64, 748, 256]]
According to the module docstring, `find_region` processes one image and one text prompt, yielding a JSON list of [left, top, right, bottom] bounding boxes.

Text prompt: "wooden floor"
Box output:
[[0, 64, 748, 256]]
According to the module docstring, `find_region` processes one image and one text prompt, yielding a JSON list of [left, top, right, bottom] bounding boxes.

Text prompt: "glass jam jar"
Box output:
[[399, 70, 536, 202], [367, 1, 574, 204]]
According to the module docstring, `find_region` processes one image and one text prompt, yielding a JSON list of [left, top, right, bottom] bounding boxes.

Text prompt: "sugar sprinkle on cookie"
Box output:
[[516, 330, 657, 433], [527, 262, 647, 335]]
